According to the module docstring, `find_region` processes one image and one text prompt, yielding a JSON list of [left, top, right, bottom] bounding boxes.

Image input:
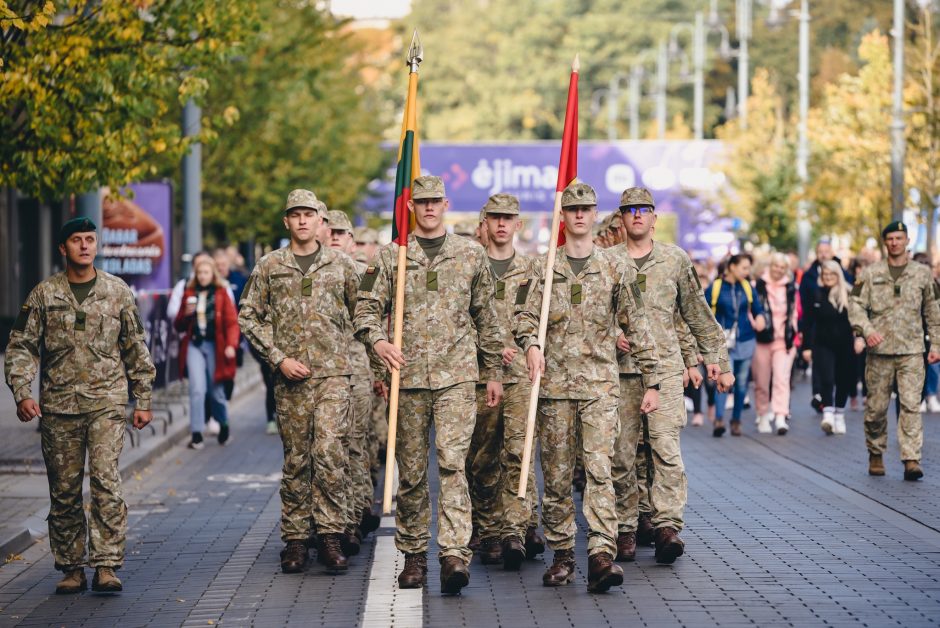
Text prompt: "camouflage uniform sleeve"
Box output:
[[238, 264, 287, 368], [923, 276, 940, 352], [676, 257, 730, 372], [353, 249, 392, 349], [513, 261, 544, 352], [344, 257, 359, 322], [617, 272, 660, 388], [847, 268, 875, 339], [469, 250, 503, 383], [674, 309, 699, 368], [119, 290, 156, 411], [3, 287, 44, 404]]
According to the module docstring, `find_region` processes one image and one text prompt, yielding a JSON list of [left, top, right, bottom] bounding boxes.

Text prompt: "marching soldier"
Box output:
[[464, 194, 545, 569], [354, 175, 504, 594], [239, 189, 360, 575], [848, 221, 940, 480], [515, 182, 659, 593], [611, 187, 732, 564], [4, 217, 155, 594]]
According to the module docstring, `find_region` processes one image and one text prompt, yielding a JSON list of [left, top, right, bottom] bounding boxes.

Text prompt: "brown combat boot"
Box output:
[[280, 540, 309, 574], [398, 552, 427, 589], [542, 549, 576, 587], [654, 527, 686, 565], [91, 567, 122, 592], [636, 512, 655, 547], [55, 569, 86, 594], [524, 526, 546, 559], [501, 537, 526, 571], [342, 529, 361, 557], [587, 552, 623, 593], [478, 537, 503, 565], [904, 460, 924, 481], [616, 531, 637, 562], [869, 453, 886, 476], [468, 526, 481, 552], [317, 534, 348, 574], [439, 556, 470, 595], [359, 506, 381, 537]]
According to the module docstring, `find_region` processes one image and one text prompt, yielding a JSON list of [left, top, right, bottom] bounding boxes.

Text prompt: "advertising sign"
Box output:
[[100, 182, 172, 291]]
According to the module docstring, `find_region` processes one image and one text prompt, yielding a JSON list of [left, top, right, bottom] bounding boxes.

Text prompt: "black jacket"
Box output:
[[802, 286, 854, 352]]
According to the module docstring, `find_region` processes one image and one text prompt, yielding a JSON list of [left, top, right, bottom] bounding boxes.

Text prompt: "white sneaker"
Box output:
[[920, 400, 927, 413], [821, 411, 835, 435], [206, 418, 221, 436], [928, 396, 940, 413], [685, 397, 694, 412], [757, 413, 773, 434], [774, 414, 789, 435], [833, 413, 846, 435], [725, 396, 735, 410]]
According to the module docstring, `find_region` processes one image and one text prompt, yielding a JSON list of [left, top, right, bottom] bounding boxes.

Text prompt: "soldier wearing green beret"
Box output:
[[354, 175, 504, 594], [848, 221, 940, 480], [4, 217, 156, 594], [515, 182, 659, 592]]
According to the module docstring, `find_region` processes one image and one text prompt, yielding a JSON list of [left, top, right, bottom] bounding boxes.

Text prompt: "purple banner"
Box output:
[[364, 141, 738, 257], [100, 182, 172, 291]]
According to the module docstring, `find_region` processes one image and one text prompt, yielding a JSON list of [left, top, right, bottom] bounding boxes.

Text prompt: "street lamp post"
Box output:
[[795, 0, 812, 264], [890, 0, 906, 221], [657, 41, 668, 139], [736, 0, 752, 129]]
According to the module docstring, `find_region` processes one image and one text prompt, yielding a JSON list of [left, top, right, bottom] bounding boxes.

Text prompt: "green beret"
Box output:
[[58, 217, 97, 245], [881, 221, 907, 239]]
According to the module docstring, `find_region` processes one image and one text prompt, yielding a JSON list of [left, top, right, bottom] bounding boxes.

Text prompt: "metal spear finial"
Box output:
[[407, 29, 423, 72]]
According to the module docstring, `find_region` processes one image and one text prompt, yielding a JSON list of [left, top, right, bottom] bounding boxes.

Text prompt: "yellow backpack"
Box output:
[[710, 278, 752, 315]]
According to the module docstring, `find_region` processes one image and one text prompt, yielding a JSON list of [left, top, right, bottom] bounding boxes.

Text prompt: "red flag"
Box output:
[[392, 70, 420, 245], [554, 61, 579, 246]]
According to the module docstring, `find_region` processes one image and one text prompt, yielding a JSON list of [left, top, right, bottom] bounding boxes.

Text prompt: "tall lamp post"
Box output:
[[890, 0, 907, 220], [795, 0, 812, 264]]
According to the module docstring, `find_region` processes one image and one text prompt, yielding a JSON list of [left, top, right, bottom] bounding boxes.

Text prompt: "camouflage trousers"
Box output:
[[396, 382, 475, 563], [538, 395, 619, 557], [864, 354, 924, 462], [613, 372, 687, 532], [466, 383, 539, 542], [371, 395, 388, 471], [345, 375, 374, 530], [275, 375, 350, 541], [40, 406, 127, 571], [636, 439, 651, 514]]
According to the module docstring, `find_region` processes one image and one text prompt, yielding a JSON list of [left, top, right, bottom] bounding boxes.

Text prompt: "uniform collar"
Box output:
[[555, 245, 600, 279], [52, 271, 106, 307], [405, 232, 457, 267], [276, 243, 334, 275]]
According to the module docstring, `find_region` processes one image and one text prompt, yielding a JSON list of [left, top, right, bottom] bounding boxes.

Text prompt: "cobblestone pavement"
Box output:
[[0, 380, 938, 627]]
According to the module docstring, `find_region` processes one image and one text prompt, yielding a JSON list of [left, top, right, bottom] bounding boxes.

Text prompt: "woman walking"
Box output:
[[705, 254, 767, 437], [753, 253, 799, 435], [175, 256, 240, 449], [801, 260, 855, 434]]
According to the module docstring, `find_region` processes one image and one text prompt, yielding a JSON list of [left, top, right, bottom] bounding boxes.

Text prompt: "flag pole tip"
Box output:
[[572, 53, 580, 72], [408, 29, 424, 67]]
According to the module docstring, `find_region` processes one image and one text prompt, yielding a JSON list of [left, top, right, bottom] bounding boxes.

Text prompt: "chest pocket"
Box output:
[[92, 311, 122, 355], [44, 305, 73, 352], [870, 279, 893, 314]]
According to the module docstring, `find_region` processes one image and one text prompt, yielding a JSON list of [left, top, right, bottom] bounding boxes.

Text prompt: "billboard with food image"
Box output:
[[100, 182, 172, 291]]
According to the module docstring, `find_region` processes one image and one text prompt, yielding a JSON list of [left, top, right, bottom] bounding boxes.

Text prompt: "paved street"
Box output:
[[1, 379, 939, 628]]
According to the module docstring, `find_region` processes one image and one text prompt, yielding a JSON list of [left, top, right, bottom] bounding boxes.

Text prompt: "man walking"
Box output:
[[354, 175, 503, 594], [5, 217, 156, 594], [239, 189, 360, 574], [848, 221, 940, 480]]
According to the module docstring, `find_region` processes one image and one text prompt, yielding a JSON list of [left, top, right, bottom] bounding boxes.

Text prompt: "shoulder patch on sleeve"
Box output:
[[851, 281, 863, 297], [515, 279, 532, 305], [359, 265, 379, 292], [133, 310, 144, 334], [12, 305, 30, 332]]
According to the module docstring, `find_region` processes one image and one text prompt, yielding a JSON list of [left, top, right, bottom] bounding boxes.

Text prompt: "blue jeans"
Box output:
[[187, 339, 228, 434], [715, 357, 752, 422], [926, 361, 940, 396]]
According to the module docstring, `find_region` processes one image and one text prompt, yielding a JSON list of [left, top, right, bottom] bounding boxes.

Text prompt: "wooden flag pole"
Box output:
[[517, 188, 565, 498], [383, 31, 423, 514]]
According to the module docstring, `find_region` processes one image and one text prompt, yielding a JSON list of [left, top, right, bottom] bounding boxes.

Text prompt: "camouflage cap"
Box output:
[[561, 182, 597, 208], [284, 188, 319, 213], [59, 217, 97, 244], [453, 218, 477, 236], [619, 186, 655, 210], [313, 199, 328, 218], [481, 193, 520, 216], [412, 175, 446, 200], [607, 212, 623, 231], [881, 220, 908, 239], [327, 210, 353, 232], [354, 226, 379, 244]]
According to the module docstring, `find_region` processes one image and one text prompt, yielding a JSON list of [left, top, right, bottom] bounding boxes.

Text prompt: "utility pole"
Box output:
[[181, 98, 202, 279], [693, 11, 705, 140], [736, 0, 752, 129], [796, 0, 812, 264], [890, 0, 906, 220], [657, 41, 668, 139], [629, 65, 642, 140]]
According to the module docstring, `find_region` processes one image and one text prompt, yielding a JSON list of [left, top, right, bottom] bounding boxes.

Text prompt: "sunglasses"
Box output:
[[620, 205, 655, 217]]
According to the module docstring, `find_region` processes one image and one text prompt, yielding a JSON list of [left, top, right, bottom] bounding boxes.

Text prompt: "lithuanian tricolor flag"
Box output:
[[392, 68, 420, 246]]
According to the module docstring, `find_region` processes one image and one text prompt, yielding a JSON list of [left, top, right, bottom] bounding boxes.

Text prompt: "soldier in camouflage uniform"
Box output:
[[239, 190, 360, 575], [515, 182, 660, 593], [354, 175, 503, 595], [4, 217, 155, 594], [327, 210, 381, 551], [611, 187, 732, 564], [848, 221, 940, 480], [463, 194, 546, 569]]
